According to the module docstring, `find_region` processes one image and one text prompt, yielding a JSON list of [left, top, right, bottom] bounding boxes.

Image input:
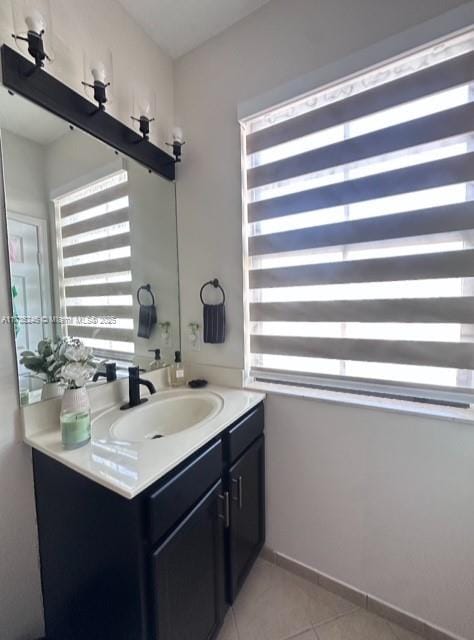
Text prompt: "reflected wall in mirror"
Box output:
[[0, 86, 180, 405]]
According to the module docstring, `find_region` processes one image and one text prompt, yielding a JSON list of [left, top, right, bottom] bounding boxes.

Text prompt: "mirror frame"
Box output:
[[0, 45, 175, 181]]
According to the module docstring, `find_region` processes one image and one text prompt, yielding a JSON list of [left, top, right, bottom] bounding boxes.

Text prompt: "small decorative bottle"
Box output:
[[171, 350, 186, 387], [60, 386, 92, 450], [148, 348, 163, 370]]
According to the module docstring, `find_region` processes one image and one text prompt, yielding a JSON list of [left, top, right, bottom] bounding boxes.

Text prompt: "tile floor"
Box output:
[[217, 557, 423, 640]]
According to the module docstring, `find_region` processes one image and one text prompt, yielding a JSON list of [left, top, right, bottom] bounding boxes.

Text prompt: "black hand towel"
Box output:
[[203, 303, 226, 344], [137, 304, 157, 339]]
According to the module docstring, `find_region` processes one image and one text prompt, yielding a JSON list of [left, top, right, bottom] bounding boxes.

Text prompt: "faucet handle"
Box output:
[[121, 365, 152, 411], [105, 362, 117, 381]]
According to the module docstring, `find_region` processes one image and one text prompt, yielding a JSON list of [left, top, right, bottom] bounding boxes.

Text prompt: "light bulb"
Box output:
[[172, 126, 184, 143], [83, 49, 113, 107], [137, 100, 151, 117], [25, 10, 44, 33], [91, 62, 107, 84]]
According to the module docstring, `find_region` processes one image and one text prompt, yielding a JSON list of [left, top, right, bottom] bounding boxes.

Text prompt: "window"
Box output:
[[55, 170, 135, 359], [242, 29, 474, 403]]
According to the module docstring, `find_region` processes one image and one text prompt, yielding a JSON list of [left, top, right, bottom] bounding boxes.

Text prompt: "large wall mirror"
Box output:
[[0, 85, 180, 405]]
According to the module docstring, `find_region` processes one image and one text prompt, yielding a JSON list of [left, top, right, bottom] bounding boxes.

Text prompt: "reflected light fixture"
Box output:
[[167, 126, 185, 162], [11, 0, 54, 68]]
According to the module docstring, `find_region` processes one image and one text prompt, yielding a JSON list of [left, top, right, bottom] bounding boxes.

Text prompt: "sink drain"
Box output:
[[150, 434, 163, 439]]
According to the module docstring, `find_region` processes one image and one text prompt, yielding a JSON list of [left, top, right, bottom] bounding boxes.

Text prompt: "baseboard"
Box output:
[[261, 546, 466, 640]]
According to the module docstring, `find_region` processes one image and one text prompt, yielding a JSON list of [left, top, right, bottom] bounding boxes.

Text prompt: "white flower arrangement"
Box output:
[[56, 338, 97, 389]]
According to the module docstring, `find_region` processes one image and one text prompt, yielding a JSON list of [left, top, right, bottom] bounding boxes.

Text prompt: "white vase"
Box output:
[[41, 381, 63, 401], [60, 387, 91, 450]]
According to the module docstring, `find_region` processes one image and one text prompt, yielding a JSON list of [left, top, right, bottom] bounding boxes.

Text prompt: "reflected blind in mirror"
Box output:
[[56, 171, 135, 359], [243, 29, 474, 400]]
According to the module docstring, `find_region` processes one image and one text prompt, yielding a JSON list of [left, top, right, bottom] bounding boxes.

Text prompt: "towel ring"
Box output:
[[200, 278, 226, 305], [137, 284, 155, 306]]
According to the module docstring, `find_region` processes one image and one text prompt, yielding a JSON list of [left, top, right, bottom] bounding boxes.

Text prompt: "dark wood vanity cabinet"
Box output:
[[33, 402, 264, 640], [152, 480, 227, 640], [228, 436, 265, 601]]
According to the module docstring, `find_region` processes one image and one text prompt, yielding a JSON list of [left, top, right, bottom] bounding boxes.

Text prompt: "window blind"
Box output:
[[56, 171, 135, 359], [243, 30, 474, 399]]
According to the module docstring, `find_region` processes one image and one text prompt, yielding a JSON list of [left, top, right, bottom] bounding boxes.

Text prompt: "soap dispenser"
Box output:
[[148, 348, 163, 370], [171, 350, 186, 387]]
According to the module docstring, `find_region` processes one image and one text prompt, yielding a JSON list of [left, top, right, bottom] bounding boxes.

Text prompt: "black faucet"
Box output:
[[92, 362, 117, 383], [120, 366, 156, 410]]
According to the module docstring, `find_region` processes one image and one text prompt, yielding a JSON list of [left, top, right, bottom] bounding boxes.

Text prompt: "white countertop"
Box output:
[[23, 384, 265, 499]]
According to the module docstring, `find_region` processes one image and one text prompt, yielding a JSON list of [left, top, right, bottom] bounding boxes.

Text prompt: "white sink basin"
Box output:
[[110, 390, 224, 442]]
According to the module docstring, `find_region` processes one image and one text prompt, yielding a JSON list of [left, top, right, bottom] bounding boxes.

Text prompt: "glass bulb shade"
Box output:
[[25, 10, 44, 32], [82, 48, 114, 104], [172, 126, 184, 143], [11, 0, 55, 62], [133, 90, 156, 120]]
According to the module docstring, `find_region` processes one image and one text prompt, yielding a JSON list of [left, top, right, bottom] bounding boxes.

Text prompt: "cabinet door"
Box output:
[[228, 435, 265, 601], [152, 480, 227, 640]]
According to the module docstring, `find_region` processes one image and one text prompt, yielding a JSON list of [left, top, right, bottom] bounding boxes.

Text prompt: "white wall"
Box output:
[[45, 128, 118, 195], [174, 1, 474, 638], [265, 394, 474, 639], [0, 2, 174, 637], [1, 130, 48, 220]]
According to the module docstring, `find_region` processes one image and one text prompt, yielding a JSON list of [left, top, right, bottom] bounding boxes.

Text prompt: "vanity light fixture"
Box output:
[[131, 114, 155, 141], [131, 92, 156, 141], [166, 126, 185, 162], [82, 50, 113, 113], [11, 0, 54, 69]]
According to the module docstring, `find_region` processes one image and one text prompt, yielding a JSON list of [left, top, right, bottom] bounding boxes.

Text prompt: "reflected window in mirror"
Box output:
[[55, 170, 135, 360]]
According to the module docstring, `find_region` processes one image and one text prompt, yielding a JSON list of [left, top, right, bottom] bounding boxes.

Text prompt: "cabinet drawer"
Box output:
[[227, 403, 264, 463], [148, 438, 222, 544]]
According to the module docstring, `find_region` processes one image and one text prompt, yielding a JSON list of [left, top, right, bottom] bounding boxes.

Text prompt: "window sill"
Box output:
[[244, 380, 474, 425]]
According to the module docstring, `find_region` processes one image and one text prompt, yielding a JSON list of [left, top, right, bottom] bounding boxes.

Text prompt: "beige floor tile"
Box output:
[[315, 609, 399, 640], [233, 560, 356, 640], [239, 558, 277, 601], [234, 579, 313, 640], [234, 562, 312, 640], [217, 609, 239, 640], [388, 621, 424, 640], [287, 630, 318, 640], [286, 571, 357, 625]]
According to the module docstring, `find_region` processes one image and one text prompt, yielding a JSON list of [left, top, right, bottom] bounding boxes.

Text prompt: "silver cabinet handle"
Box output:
[[218, 491, 230, 527], [232, 476, 243, 510]]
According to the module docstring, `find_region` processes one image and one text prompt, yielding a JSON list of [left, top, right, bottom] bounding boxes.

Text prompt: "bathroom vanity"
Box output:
[[29, 387, 265, 640]]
